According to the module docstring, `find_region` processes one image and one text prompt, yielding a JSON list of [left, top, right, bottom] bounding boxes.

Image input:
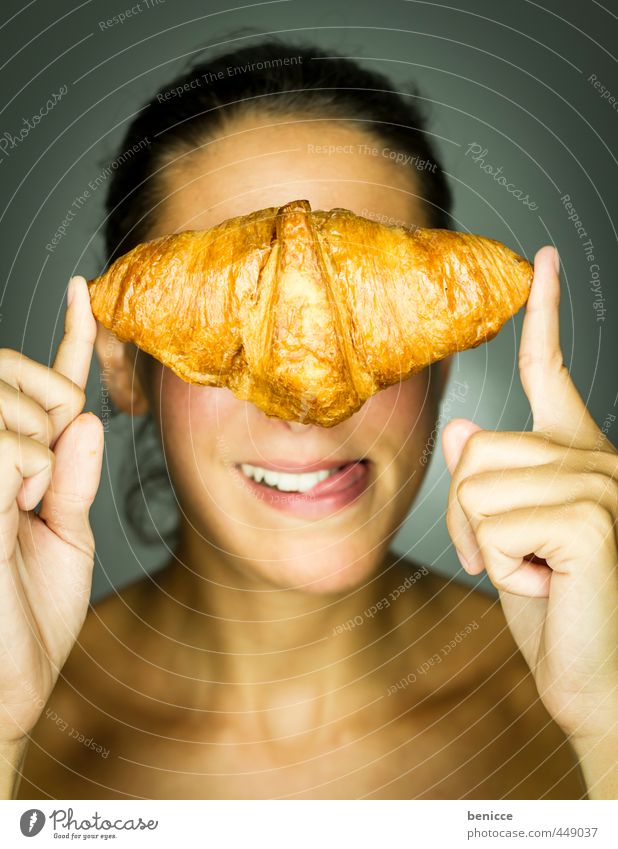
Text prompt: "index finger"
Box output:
[[518, 245, 599, 445], [52, 275, 97, 390]]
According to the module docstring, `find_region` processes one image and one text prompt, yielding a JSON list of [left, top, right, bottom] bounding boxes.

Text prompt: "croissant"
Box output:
[[88, 199, 532, 427]]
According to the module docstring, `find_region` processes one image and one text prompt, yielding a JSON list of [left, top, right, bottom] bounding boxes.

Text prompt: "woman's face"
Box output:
[[141, 115, 443, 593]]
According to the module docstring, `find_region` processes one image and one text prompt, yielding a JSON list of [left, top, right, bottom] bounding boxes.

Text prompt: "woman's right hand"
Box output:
[[0, 275, 103, 749]]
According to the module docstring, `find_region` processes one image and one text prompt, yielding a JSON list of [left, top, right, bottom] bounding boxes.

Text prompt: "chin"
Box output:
[[224, 528, 389, 595], [273, 545, 387, 595]]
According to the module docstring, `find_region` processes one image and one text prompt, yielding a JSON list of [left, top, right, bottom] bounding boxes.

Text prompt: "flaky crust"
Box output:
[[88, 199, 532, 427]]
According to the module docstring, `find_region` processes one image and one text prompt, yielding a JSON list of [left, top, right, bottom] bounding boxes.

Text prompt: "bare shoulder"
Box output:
[[392, 557, 587, 799], [17, 574, 155, 800]]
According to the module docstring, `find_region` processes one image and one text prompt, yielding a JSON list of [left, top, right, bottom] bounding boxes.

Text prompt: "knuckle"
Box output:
[[456, 475, 476, 507], [0, 429, 16, 463], [582, 471, 618, 512], [577, 467, 597, 489], [33, 446, 54, 481], [41, 414, 55, 446], [460, 429, 487, 465], [475, 519, 495, 551], [52, 376, 85, 416], [530, 431, 556, 452], [573, 499, 614, 539], [0, 379, 56, 446], [554, 359, 571, 381], [518, 348, 541, 374], [519, 348, 565, 376], [467, 429, 486, 451], [517, 350, 533, 373], [79, 527, 96, 560], [0, 347, 18, 369], [70, 383, 86, 413], [606, 477, 618, 515], [0, 429, 53, 473], [25, 404, 54, 446], [447, 480, 466, 523], [491, 574, 512, 593]]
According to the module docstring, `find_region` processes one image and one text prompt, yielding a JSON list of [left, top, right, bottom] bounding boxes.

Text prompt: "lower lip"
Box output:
[[233, 461, 372, 518]]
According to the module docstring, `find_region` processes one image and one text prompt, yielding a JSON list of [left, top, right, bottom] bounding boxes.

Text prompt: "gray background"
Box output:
[[1, 0, 616, 600]]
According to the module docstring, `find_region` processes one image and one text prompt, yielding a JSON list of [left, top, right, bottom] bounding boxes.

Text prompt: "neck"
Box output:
[[148, 520, 407, 728]]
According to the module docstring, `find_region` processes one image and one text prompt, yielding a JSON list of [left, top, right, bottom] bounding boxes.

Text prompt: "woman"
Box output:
[[1, 39, 616, 800]]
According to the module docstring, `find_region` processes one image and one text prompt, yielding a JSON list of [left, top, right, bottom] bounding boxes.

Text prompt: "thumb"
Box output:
[[442, 417, 482, 474], [39, 412, 104, 550]]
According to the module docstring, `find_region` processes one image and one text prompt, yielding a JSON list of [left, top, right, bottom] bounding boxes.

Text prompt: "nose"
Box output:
[[284, 420, 313, 433]]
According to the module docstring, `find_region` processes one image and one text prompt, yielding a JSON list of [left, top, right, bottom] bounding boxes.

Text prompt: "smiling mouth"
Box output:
[[236, 459, 370, 495]]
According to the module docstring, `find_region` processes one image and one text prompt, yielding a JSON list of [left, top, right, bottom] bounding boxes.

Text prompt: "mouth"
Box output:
[[233, 459, 372, 518]]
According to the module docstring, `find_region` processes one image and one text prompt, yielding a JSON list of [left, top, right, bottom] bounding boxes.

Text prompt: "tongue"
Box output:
[[306, 461, 367, 496]]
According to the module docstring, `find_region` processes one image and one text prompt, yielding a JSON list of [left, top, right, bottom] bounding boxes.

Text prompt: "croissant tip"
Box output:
[[278, 198, 312, 215]]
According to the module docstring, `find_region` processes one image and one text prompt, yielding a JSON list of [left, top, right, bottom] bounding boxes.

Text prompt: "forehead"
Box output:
[[150, 114, 431, 236]]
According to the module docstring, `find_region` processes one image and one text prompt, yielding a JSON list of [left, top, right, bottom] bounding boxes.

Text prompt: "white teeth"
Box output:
[[239, 463, 338, 493]]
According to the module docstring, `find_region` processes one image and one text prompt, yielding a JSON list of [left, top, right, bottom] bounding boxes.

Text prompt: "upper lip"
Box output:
[[236, 458, 367, 474]]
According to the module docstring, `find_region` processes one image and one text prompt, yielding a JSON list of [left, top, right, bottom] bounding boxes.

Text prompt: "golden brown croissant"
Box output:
[[88, 199, 532, 427]]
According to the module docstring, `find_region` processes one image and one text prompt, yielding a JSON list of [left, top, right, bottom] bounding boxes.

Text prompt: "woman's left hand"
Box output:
[[442, 245, 618, 797]]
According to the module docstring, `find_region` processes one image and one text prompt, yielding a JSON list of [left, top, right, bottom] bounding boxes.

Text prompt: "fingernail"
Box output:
[[553, 247, 560, 275], [455, 548, 473, 572], [67, 276, 77, 306], [456, 547, 485, 574]]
